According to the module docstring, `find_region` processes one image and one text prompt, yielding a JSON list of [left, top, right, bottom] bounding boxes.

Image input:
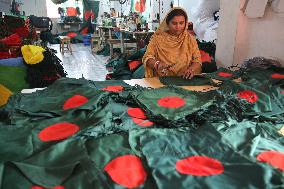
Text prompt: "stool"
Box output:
[[59, 36, 72, 55], [90, 35, 101, 53]]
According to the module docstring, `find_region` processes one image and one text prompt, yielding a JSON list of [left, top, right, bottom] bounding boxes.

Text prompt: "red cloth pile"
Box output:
[[0, 34, 22, 47]]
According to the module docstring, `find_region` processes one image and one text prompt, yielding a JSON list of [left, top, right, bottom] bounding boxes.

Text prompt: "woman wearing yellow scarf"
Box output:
[[142, 7, 202, 79]]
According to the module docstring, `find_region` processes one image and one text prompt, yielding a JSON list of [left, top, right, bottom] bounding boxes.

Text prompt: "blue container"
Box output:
[[83, 34, 92, 46]]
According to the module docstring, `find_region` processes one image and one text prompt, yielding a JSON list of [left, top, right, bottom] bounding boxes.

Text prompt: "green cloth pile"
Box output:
[[0, 66, 284, 188]]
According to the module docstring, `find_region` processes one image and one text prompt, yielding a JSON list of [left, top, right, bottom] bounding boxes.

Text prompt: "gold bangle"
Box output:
[[154, 61, 160, 71]]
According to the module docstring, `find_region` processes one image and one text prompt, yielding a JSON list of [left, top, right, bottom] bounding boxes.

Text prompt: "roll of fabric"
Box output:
[[0, 57, 25, 67]]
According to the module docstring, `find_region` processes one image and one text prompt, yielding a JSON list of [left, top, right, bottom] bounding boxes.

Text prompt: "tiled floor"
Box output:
[[49, 43, 109, 81]]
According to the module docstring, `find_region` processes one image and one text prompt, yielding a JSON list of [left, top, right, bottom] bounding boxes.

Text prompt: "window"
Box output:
[[46, 0, 83, 18]]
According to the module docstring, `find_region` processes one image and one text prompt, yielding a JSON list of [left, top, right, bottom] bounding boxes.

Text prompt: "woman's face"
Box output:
[[168, 15, 186, 36]]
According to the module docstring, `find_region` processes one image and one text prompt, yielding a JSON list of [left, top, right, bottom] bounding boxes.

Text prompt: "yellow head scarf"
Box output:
[[142, 7, 201, 77], [21, 45, 45, 65]]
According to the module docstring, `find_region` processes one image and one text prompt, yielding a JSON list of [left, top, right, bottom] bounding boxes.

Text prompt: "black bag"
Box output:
[[29, 15, 53, 30]]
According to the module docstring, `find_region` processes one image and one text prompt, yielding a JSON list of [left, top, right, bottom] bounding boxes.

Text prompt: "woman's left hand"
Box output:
[[182, 67, 195, 79]]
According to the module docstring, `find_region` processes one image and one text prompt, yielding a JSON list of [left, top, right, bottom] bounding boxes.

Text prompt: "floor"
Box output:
[[49, 43, 109, 81]]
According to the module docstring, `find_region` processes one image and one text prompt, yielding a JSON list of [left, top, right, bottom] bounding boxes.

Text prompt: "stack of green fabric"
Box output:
[[0, 67, 284, 188]]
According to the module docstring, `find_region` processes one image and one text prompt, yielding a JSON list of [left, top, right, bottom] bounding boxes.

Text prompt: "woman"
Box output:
[[142, 8, 201, 79]]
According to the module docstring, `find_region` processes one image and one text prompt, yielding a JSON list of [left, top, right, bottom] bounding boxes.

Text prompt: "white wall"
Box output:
[[179, 0, 200, 21], [234, 4, 284, 66], [0, 0, 10, 13], [21, 0, 47, 17], [215, 0, 241, 67]]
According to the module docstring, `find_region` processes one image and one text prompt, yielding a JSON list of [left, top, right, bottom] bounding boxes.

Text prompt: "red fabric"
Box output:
[[0, 52, 11, 59], [84, 10, 94, 21], [38, 122, 80, 142], [63, 95, 89, 110], [42, 75, 60, 81], [66, 32, 78, 38], [135, 0, 146, 13], [31, 186, 65, 189], [0, 34, 21, 46], [80, 27, 88, 35], [106, 73, 113, 80], [217, 72, 233, 78], [176, 156, 224, 176], [237, 90, 258, 103], [158, 96, 186, 108], [200, 50, 212, 63], [128, 60, 142, 71], [257, 151, 284, 171], [67, 7, 77, 16], [132, 118, 153, 127], [12, 26, 30, 38], [102, 86, 124, 92], [104, 155, 147, 188], [127, 108, 147, 119], [271, 73, 284, 79], [281, 91, 284, 95]]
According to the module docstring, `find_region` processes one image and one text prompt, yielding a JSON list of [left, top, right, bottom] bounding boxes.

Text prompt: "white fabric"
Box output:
[[191, 0, 220, 22], [190, 0, 220, 42], [194, 17, 218, 42]]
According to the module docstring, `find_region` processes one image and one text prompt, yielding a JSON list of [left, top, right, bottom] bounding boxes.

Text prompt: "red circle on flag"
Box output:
[[104, 155, 147, 188], [63, 95, 89, 110], [53, 186, 65, 189], [257, 151, 284, 171], [31, 186, 64, 189], [176, 156, 224, 176], [237, 90, 258, 103], [84, 10, 94, 21], [158, 96, 185, 108], [132, 118, 153, 127], [102, 86, 124, 92], [127, 108, 147, 119], [217, 72, 233, 78], [38, 122, 80, 142], [31, 186, 44, 189], [271, 73, 284, 79]]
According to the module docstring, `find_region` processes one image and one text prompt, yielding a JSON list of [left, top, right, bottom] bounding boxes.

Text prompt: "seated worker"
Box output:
[[142, 7, 201, 79]]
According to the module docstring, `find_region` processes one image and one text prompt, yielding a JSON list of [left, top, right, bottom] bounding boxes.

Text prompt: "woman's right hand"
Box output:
[[156, 61, 173, 76]]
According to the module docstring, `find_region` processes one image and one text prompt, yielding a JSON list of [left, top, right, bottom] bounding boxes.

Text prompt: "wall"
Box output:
[[0, 0, 10, 12], [216, 0, 284, 67], [233, 3, 284, 66], [21, 0, 47, 16], [98, 0, 131, 17], [178, 0, 200, 21], [215, 0, 240, 67]]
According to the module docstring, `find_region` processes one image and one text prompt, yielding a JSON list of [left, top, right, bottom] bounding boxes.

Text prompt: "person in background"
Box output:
[[110, 8, 117, 17], [142, 7, 201, 79]]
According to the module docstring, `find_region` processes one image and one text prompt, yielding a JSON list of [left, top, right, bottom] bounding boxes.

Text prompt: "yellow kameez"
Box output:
[[142, 7, 201, 78]]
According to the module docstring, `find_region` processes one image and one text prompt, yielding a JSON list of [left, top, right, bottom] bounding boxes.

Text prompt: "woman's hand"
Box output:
[[156, 61, 172, 76], [182, 67, 195, 79]]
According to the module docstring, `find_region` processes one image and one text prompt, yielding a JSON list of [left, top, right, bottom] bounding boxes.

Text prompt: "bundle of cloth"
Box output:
[[0, 45, 66, 107], [0, 15, 34, 59], [0, 62, 284, 188], [191, 0, 220, 42]]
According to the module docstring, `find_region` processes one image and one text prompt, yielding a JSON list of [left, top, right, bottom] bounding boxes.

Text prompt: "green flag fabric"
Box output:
[[0, 67, 284, 188]]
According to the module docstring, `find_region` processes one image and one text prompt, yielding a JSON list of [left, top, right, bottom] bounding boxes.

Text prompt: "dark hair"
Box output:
[[166, 9, 188, 25]]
